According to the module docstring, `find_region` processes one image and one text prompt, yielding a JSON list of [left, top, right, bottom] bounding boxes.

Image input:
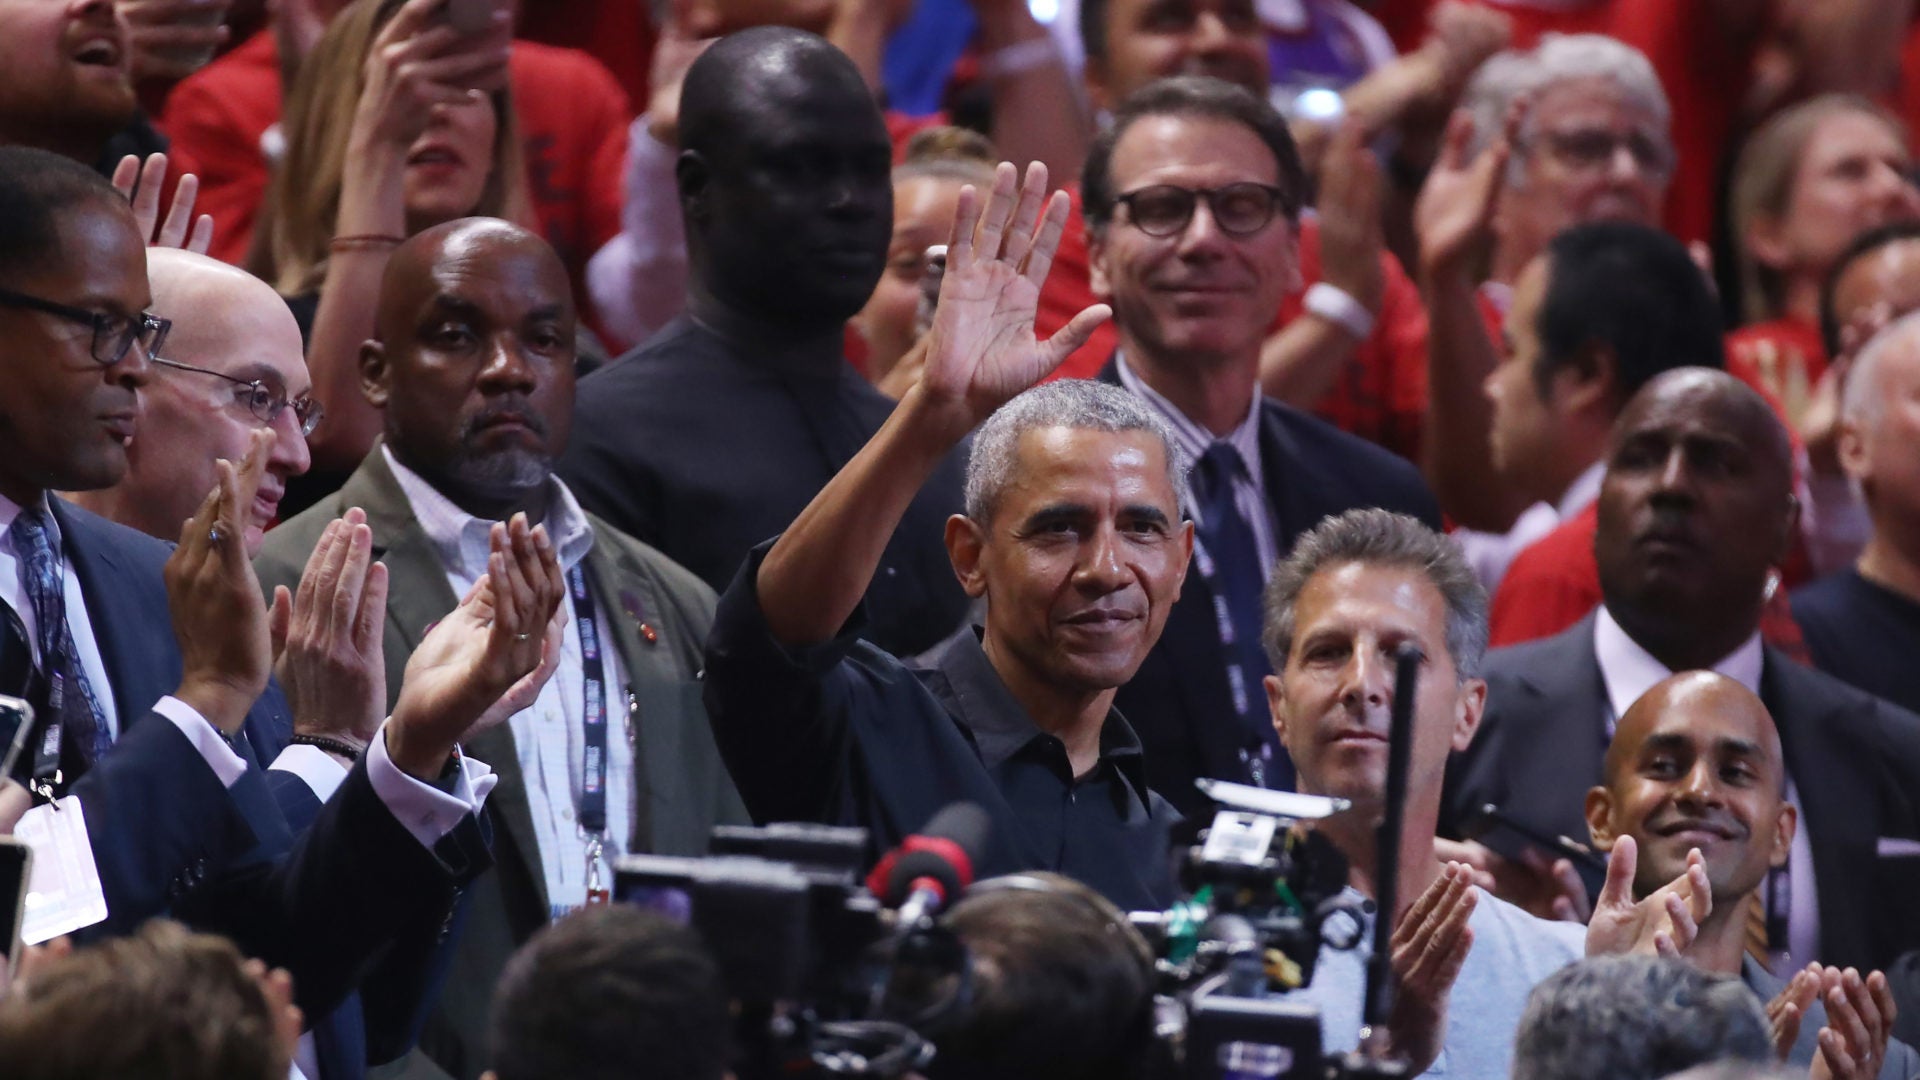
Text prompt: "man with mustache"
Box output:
[[1445, 368, 1920, 975], [1083, 76, 1438, 822], [1585, 670, 1919, 1079], [256, 217, 746, 1080]]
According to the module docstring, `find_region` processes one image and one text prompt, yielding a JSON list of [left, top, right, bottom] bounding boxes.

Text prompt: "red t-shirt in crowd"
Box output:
[[1369, 0, 1757, 248], [1033, 184, 1431, 461], [1487, 503, 1812, 662], [516, 0, 652, 118], [1725, 316, 1828, 434], [157, 31, 629, 301]]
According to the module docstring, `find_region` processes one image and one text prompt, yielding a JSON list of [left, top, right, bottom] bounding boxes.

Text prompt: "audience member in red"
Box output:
[[156, 4, 629, 297], [1417, 34, 1672, 532], [1462, 222, 1724, 590], [1728, 94, 1920, 432]]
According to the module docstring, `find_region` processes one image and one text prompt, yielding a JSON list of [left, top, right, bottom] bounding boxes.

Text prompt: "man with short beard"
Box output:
[[255, 217, 746, 1080]]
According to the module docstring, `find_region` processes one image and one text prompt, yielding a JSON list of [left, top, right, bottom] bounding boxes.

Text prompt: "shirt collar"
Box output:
[[1114, 352, 1265, 500], [1556, 460, 1605, 520], [0, 491, 57, 557], [1593, 605, 1765, 720], [382, 444, 595, 578], [926, 628, 1154, 811]]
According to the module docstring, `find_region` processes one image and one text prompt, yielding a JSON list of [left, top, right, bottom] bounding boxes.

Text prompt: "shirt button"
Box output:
[[561, 808, 574, 821]]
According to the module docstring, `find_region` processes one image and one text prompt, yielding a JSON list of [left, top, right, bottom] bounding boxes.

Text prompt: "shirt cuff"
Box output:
[[268, 744, 350, 803], [365, 718, 497, 850], [152, 695, 249, 788]]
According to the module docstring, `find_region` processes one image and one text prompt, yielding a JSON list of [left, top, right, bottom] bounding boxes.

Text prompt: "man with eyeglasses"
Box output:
[[1082, 75, 1437, 823], [69, 248, 319, 559]]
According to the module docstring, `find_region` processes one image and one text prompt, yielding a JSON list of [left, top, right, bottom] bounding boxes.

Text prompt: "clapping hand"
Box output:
[[1414, 100, 1524, 279], [1583, 835, 1713, 958], [166, 429, 276, 736], [1771, 964, 1898, 1080], [270, 508, 390, 754], [384, 513, 566, 779], [111, 153, 214, 253], [1378, 862, 1478, 1073], [913, 161, 1110, 438], [1314, 117, 1386, 321]]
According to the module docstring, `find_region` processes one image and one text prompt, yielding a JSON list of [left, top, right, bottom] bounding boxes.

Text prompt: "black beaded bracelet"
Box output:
[[291, 733, 364, 760]]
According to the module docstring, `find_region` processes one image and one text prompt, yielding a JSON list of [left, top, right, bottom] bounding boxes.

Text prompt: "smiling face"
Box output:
[[364, 221, 576, 515], [0, 0, 137, 148], [953, 426, 1192, 700], [402, 93, 500, 234], [1266, 562, 1484, 816], [1089, 114, 1299, 371], [0, 197, 153, 507], [1086, 0, 1267, 110], [1587, 672, 1794, 904]]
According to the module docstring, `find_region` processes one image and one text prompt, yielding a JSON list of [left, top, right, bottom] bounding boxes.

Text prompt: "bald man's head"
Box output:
[[1839, 311, 1920, 540], [69, 250, 311, 556], [673, 28, 893, 335], [1593, 368, 1800, 670], [1586, 671, 1794, 905], [361, 217, 577, 522]]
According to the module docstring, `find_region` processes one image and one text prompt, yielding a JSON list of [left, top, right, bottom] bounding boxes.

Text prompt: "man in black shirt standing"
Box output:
[[704, 159, 1185, 909], [560, 27, 969, 657]]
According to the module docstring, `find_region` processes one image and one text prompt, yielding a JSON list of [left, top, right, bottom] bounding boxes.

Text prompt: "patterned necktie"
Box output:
[[10, 508, 110, 763], [1191, 442, 1288, 786]]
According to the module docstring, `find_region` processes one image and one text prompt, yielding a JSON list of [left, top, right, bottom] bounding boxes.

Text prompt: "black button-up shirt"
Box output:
[[704, 543, 1181, 911]]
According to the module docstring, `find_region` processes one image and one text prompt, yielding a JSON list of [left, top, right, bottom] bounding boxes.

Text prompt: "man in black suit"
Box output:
[[558, 28, 969, 658], [1081, 76, 1439, 818], [1444, 367, 1920, 974], [0, 146, 564, 1066]]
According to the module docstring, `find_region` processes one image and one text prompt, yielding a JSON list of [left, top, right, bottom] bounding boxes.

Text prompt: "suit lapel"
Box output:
[[583, 534, 663, 854], [347, 450, 553, 917], [51, 499, 173, 728]]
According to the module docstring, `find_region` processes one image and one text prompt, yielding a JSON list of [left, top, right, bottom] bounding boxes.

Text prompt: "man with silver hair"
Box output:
[[1511, 956, 1774, 1080], [704, 162, 1188, 908]]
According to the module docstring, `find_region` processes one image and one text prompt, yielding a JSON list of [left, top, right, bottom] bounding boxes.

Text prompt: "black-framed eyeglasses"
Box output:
[[0, 287, 170, 366], [151, 355, 326, 437], [1113, 182, 1290, 238]]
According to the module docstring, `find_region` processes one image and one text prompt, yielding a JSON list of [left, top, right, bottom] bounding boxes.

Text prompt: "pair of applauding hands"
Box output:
[[170, 428, 566, 779]]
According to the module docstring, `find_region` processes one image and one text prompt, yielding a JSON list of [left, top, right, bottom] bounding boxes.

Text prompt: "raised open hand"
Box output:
[[111, 153, 214, 253], [1382, 862, 1478, 1073], [1584, 835, 1713, 958], [166, 428, 275, 735], [915, 161, 1110, 436], [270, 508, 389, 751], [386, 513, 565, 778], [1807, 965, 1898, 1080], [1316, 117, 1386, 318], [1415, 101, 1524, 279]]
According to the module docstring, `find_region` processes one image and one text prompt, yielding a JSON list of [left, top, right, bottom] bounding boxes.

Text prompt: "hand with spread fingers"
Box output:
[[1804, 965, 1898, 1080], [1314, 117, 1386, 321], [120, 0, 233, 84], [385, 513, 566, 779], [912, 160, 1111, 441], [1381, 861, 1478, 1072], [1583, 834, 1713, 958], [165, 429, 276, 736], [1414, 101, 1524, 280], [270, 507, 390, 755], [111, 153, 215, 254]]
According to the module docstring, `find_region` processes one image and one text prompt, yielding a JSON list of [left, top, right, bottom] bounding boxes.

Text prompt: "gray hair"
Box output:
[[963, 380, 1190, 523], [1512, 956, 1773, 1080], [1261, 509, 1488, 680], [1462, 33, 1671, 182], [1842, 308, 1920, 428]]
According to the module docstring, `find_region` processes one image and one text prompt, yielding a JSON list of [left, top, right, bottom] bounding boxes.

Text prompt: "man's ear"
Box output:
[[1088, 227, 1113, 300], [1770, 799, 1797, 870], [1264, 672, 1289, 748], [1450, 677, 1487, 753], [359, 339, 390, 409], [1556, 342, 1618, 418], [1838, 413, 1871, 484], [1583, 785, 1618, 853], [676, 149, 712, 224], [945, 514, 989, 599]]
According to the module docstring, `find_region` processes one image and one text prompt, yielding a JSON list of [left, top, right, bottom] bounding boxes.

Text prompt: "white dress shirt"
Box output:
[[1592, 605, 1821, 966], [384, 447, 634, 917], [1454, 460, 1605, 593]]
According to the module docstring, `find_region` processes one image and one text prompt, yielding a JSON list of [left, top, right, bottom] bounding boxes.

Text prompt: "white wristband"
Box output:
[[1303, 282, 1376, 341], [978, 37, 1061, 79]]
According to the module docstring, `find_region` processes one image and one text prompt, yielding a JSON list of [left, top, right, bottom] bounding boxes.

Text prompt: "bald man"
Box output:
[[255, 217, 746, 1080], [559, 27, 971, 659], [1586, 671, 1919, 1080], [69, 248, 315, 558], [1446, 368, 1920, 975]]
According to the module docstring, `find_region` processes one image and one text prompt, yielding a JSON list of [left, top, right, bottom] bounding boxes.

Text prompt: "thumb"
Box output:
[[1597, 833, 1636, 912]]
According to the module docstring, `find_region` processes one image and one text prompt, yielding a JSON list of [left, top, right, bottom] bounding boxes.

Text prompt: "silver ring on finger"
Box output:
[[208, 526, 225, 547], [514, 632, 531, 642]]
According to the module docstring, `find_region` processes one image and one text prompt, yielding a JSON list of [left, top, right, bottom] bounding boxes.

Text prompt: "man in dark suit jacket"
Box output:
[[1444, 369, 1920, 973], [1080, 77, 1439, 818], [257, 218, 748, 1080], [0, 148, 571, 1074]]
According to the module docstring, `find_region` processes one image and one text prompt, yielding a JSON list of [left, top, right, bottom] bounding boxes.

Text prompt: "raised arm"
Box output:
[[757, 161, 1110, 646]]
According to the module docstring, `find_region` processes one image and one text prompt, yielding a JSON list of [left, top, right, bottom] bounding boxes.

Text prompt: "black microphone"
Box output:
[[865, 802, 993, 928]]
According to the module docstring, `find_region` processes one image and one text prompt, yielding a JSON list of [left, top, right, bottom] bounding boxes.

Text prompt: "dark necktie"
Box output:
[[1191, 442, 1288, 787], [10, 508, 110, 763]]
